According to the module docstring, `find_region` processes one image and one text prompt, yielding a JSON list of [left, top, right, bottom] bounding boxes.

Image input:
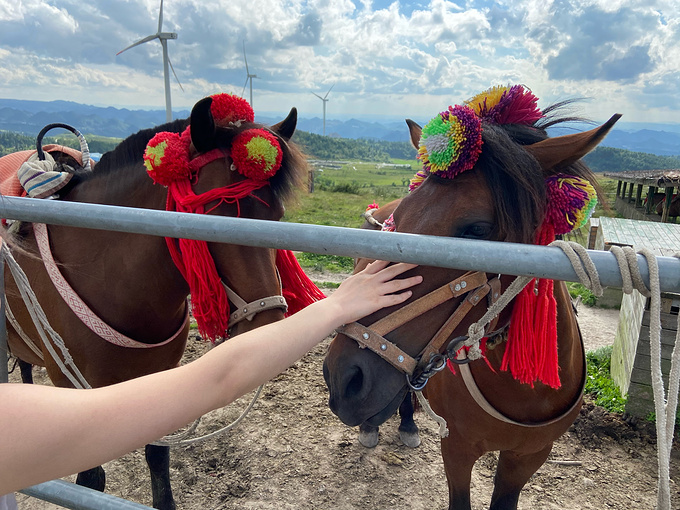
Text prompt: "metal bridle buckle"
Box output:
[[405, 352, 447, 391], [446, 335, 474, 365]]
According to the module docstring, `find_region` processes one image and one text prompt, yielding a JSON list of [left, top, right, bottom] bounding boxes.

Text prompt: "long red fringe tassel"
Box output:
[[276, 250, 326, 315], [502, 223, 560, 388]]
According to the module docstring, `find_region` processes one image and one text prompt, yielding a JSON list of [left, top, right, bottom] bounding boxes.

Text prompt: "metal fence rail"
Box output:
[[1, 195, 679, 510], [0, 196, 679, 292], [20, 480, 153, 510]]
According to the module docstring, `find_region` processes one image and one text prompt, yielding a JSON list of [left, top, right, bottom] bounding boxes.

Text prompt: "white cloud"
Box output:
[[0, 0, 678, 123]]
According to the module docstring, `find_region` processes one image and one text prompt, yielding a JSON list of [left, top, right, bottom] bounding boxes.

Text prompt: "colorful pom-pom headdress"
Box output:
[[402, 84, 599, 388], [140, 93, 322, 342]]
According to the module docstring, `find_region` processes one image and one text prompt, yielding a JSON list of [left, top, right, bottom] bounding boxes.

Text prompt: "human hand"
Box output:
[[329, 260, 422, 325]]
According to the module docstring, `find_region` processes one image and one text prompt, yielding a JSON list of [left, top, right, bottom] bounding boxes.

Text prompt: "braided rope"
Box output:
[[151, 384, 263, 447], [2, 242, 90, 389]]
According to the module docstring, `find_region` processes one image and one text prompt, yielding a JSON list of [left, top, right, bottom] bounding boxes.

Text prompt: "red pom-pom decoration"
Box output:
[[210, 93, 255, 126], [231, 129, 283, 180], [143, 130, 192, 186]]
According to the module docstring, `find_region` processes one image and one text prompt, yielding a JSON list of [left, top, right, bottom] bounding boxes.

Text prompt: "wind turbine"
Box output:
[[117, 0, 182, 123], [241, 41, 258, 108], [312, 84, 334, 136]]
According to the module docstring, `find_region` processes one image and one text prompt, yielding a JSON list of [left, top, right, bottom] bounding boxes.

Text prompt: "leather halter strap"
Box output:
[[223, 279, 288, 328], [336, 271, 493, 374], [456, 327, 587, 428], [33, 222, 189, 348]]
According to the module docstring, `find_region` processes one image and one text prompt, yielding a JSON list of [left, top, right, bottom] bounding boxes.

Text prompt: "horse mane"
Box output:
[[474, 102, 600, 244], [74, 118, 306, 204]]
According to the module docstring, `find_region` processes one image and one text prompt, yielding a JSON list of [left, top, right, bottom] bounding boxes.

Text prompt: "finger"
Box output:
[[381, 274, 422, 294], [362, 259, 389, 274], [375, 262, 418, 281], [382, 290, 413, 306]]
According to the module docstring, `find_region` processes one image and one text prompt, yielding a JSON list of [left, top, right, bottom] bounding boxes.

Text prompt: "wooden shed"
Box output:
[[592, 216, 680, 418], [603, 169, 680, 223]]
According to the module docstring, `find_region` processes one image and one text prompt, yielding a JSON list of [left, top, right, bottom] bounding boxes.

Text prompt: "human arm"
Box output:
[[0, 261, 421, 494]]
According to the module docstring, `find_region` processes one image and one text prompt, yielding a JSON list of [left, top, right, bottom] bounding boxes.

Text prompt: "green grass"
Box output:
[[295, 252, 354, 273], [284, 188, 405, 228], [585, 346, 627, 414]]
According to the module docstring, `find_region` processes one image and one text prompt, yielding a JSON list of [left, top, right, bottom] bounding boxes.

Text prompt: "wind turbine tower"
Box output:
[[242, 41, 258, 108], [117, 0, 182, 122], [312, 84, 334, 136]]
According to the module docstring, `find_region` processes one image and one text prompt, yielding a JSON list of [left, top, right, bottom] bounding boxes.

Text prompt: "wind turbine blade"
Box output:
[[242, 77, 249, 98], [312, 92, 324, 100], [158, 0, 164, 33], [242, 40, 250, 74], [168, 55, 184, 92], [117, 34, 158, 55], [324, 83, 335, 99]]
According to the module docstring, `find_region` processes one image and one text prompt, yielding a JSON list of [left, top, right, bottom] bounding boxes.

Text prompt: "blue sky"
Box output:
[[0, 0, 678, 125]]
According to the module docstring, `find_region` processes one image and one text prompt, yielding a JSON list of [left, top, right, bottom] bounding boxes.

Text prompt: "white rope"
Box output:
[[415, 390, 449, 438], [3, 242, 90, 389], [4, 301, 44, 361], [151, 384, 263, 447]]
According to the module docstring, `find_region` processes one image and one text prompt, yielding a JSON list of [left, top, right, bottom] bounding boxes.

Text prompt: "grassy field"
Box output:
[[285, 160, 417, 228]]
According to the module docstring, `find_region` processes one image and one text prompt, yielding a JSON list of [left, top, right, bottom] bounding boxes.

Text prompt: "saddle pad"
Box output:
[[0, 145, 95, 197]]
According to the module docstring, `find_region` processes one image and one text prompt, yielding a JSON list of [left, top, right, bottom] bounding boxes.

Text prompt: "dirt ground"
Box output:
[[11, 279, 680, 510]]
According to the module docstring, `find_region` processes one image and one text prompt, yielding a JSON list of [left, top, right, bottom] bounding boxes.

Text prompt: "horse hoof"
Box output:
[[399, 430, 421, 448], [358, 429, 379, 448]]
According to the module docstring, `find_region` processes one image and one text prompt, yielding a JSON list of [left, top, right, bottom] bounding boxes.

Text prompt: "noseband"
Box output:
[[336, 271, 502, 391], [223, 275, 288, 330]]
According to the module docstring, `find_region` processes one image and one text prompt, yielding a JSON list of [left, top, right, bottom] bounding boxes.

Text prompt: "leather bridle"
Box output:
[[336, 270, 503, 391]]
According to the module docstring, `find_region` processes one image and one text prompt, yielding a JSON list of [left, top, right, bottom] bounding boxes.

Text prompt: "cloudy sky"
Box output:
[[0, 0, 678, 125]]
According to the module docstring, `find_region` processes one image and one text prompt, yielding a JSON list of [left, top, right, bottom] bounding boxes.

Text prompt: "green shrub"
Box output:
[[567, 282, 598, 306], [585, 346, 627, 414]]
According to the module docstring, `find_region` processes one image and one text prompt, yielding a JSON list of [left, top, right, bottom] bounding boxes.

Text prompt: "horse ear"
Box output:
[[524, 114, 622, 173], [190, 96, 216, 153], [271, 107, 297, 141], [405, 119, 422, 150]]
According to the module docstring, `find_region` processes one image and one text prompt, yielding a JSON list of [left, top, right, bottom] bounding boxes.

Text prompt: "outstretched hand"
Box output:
[[329, 260, 422, 325]]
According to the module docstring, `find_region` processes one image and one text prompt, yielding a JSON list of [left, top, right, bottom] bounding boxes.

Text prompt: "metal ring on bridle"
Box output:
[[405, 352, 447, 391], [447, 335, 474, 365]]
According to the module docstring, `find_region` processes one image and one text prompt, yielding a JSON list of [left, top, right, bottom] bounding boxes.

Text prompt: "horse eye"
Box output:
[[460, 223, 493, 239]]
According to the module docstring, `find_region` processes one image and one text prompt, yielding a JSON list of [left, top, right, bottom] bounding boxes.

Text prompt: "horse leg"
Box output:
[[76, 467, 106, 493], [18, 359, 33, 384], [398, 394, 420, 448], [489, 443, 553, 510], [442, 439, 479, 510], [358, 422, 380, 448], [145, 444, 176, 510]]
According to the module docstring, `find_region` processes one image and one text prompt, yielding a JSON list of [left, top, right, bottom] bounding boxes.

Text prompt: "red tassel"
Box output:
[[276, 250, 326, 316], [502, 222, 560, 388]]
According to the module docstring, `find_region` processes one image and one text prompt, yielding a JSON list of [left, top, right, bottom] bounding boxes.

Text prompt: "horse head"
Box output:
[[323, 85, 620, 429]]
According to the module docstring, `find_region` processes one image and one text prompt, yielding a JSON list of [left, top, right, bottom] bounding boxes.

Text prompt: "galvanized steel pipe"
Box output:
[[0, 196, 678, 293], [20, 480, 153, 510]]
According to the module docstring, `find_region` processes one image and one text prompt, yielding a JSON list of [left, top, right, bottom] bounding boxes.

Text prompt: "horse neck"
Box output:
[[46, 165, 190, 340]]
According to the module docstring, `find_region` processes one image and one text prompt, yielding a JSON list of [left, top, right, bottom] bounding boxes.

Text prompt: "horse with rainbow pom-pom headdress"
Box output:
[[2, 93, 324, 509], [324, 84, 620, 510]]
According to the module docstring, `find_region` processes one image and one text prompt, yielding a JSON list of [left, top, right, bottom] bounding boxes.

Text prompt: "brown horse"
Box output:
[[4, 95, 307, 509], [324, 103, 619, 509]]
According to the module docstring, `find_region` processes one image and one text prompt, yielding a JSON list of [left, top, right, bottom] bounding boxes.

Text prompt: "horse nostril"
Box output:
[[344, 366, 364, 399]]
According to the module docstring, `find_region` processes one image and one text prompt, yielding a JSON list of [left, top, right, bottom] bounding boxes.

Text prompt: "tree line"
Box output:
[[3, 129, 679, 172]]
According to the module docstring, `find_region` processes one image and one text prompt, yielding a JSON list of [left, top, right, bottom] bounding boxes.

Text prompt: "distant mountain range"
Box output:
[[1, 98, 679, 156]]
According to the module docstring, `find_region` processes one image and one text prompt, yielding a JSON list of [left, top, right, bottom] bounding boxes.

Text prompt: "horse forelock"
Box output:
[[474, 109, 600, 245]]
